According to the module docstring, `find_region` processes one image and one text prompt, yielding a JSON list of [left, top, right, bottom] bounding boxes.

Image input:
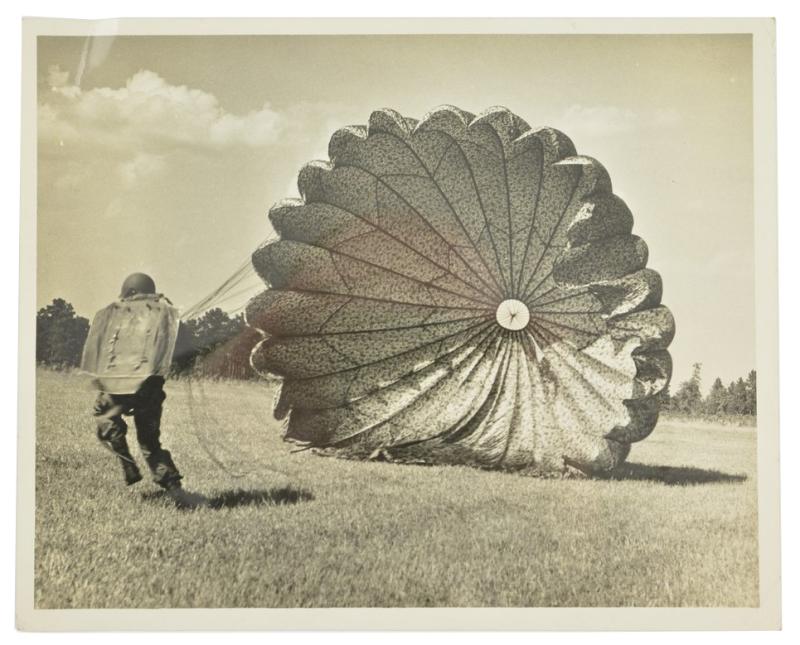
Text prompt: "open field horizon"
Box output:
[[34, 368, 759, 608]]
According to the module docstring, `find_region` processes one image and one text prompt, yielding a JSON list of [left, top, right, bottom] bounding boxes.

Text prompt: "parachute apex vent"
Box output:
[[496, 299, 530, 331]]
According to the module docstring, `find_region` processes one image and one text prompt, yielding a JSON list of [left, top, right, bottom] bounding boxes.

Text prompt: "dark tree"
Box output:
[[36, 298, 90, 367], [696, 370, 757, 418], [174, 308, 257, 379], [723, 381, 737, 414], [704, 377, 728, 415], [658, 382, 672, 411], [672, 362, 703, 416], [745, 370, 757, 415], [183, 308, 245, 356], [193, 325, 262, 380], [729, 377, 749, 415], [664, 365, 757, 419]]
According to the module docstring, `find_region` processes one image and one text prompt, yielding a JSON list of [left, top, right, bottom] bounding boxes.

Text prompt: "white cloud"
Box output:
[[47, 64, 70, 89], [39, 66, 286, 188], [40, 67, 284, 151], [118, 152, 167, 188]]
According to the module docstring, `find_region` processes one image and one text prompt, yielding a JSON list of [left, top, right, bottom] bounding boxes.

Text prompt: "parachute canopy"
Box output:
[[246, 105, 674, 474]]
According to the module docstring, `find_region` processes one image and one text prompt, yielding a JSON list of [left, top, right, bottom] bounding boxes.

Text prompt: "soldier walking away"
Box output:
[[81, 273, 205, 509]]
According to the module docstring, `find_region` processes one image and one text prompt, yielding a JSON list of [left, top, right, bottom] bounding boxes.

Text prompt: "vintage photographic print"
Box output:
[[17, 18, 780, 630]]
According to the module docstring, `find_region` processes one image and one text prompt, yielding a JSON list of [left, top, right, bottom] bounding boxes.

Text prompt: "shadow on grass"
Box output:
[[601, 462, 748, 486], [207, 487, 314, 509], [140, 487, 314, 510]]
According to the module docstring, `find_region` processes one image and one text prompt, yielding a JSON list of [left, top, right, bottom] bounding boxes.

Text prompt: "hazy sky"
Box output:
[[36, 34, 753, 390]]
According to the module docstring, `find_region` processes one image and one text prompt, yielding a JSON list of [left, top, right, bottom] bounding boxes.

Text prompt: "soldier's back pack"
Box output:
[[81, 294, 180, 394]]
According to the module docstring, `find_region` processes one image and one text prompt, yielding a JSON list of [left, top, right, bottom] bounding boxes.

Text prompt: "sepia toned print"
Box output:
[[18, 19, 780, 630]]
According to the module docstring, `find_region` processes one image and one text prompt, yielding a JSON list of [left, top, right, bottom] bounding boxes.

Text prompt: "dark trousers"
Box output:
[[93, 377, 182, 488]]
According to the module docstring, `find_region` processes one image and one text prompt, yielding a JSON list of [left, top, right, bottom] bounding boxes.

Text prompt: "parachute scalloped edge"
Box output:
[[247, 106, 674, 475]]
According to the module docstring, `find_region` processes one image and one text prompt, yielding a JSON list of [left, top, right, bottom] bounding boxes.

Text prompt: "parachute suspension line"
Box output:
[[180, 233, 276, 322], [184, 377, 247, 478], [183, 375, 294, 480], [200, 282, 263, 311], [176, 233, 284, 478], [180, 262, 256, 322], [176, 231, 312, 482], [183, 377, 401, 485]]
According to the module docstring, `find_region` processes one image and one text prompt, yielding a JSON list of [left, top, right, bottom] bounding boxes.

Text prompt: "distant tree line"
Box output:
[[36, 298, 90, 368], [173, 307, 262, 380], [36, 298, 259, 379], [660, 362, 757, 418]]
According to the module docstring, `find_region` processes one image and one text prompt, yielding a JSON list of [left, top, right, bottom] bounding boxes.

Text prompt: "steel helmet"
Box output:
[[120, 273, 156, 298]]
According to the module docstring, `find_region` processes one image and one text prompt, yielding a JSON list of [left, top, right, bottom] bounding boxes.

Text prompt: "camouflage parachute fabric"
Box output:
[[247, 106, 674, 474]]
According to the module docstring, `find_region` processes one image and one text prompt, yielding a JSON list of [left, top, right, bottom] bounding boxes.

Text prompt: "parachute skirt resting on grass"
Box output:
[[246, 106, 674, 474]]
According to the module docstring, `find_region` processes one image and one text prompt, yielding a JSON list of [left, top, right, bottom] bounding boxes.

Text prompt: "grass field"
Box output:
[[34, 368, 759, 608]]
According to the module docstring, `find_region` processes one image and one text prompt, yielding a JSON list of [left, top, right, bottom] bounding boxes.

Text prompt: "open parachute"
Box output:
[[245, 106, 674, 474]]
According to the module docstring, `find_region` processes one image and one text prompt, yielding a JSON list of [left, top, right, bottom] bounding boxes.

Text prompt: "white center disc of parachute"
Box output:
[[495, 299, 530, 331]]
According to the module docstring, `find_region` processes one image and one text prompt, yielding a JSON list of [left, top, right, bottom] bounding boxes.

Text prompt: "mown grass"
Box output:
[[34, 368, 759, 608]]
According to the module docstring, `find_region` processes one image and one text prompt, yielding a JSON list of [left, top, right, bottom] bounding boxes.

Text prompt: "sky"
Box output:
[[36, 34, 754, 391]]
